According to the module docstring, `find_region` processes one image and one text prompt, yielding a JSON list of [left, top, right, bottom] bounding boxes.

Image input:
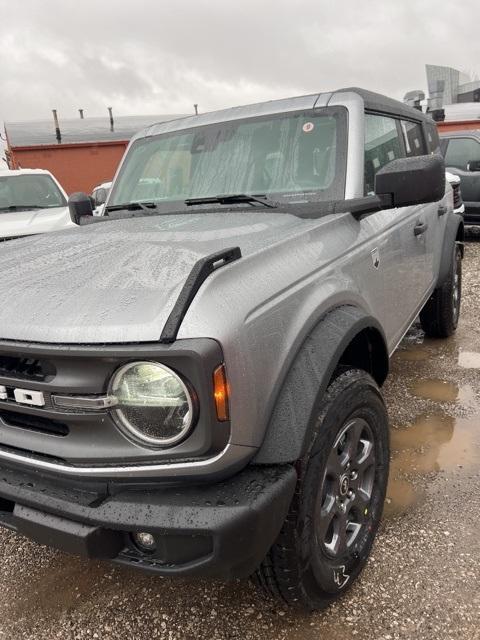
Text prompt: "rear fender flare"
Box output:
[[437, 213, 464, 286]]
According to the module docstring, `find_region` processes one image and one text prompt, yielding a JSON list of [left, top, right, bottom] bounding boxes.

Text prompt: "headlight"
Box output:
[[110, 361, 195, 447]]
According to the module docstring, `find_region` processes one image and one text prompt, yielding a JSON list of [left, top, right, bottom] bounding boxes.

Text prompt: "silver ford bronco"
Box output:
[[0, 88, 463, 610]]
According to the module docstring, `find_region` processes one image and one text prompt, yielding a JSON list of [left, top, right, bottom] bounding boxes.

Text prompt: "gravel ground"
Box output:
[[0, 239, 479, 640]]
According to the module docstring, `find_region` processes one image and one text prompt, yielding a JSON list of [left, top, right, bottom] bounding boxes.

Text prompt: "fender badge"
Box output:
[[371, 247, 380, 269]]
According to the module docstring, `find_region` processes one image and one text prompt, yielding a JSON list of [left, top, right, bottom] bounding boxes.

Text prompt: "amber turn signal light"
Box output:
[[213, 364, 229, 421]]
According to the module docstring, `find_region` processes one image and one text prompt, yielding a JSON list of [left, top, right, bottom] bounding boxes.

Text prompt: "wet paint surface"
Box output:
[[1, 244, 480, 639]]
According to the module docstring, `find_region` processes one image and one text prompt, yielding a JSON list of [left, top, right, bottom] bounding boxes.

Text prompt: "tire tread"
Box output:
[[254, 368, 388, 610], [420, 244, 462, 338]]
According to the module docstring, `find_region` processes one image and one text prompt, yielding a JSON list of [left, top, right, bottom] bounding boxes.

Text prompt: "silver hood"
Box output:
[[0, 212, 312, 344]]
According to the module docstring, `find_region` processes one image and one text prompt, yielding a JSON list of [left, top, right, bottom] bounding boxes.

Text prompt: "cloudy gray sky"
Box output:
[[1, 0, 479, 128]]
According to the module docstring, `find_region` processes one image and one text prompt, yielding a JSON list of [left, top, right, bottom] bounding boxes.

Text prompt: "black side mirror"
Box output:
[[467, 160, 480, 172], [375, 154, 445, 208], [68, 192, 94, 225]]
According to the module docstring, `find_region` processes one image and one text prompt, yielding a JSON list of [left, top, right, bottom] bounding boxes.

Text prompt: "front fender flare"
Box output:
[[253, 305, 388, 464]]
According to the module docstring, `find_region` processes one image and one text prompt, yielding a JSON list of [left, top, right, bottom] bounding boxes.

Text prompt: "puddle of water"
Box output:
[[396, 347, 430, 362], [392, 413, 455, 449], [458, 351, 480, 369], [384, 477, 423, 518], [403, 323, 425, 345], [385, 413, 479, 518], [391, 413, 479, 473], [412, 379, 459, 402]]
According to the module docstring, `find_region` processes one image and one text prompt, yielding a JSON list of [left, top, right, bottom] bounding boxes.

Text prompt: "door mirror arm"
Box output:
[[336, 194, 393, 220]]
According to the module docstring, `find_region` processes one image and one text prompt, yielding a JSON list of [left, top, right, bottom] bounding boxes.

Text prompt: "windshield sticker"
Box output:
[[302, 122, 315, 133]]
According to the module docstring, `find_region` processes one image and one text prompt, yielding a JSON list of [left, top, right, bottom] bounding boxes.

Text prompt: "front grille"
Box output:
[[0, 355, 55, 382], [0, 410, 69, 437], [452, 183, 463, 210], [0, 338, 225, 476]]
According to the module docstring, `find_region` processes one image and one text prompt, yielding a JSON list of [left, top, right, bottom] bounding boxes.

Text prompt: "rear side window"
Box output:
[[426, 122, 441, 154], [364, 114, 403, 195], [400, 120, 426, 156], [444, 137, 480, 170]]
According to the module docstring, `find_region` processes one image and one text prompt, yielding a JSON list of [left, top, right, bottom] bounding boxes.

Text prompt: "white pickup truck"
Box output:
[[0, 169, 74, 239]]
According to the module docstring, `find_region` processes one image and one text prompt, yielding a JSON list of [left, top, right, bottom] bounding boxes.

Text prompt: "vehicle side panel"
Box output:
[[179, 206, 420, 451]]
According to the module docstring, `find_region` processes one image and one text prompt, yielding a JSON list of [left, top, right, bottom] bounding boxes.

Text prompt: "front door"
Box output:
[[363, 113, 431, 347]]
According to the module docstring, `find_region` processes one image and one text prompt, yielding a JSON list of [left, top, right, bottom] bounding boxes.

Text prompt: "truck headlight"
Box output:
[[110, 362, 195, 447]]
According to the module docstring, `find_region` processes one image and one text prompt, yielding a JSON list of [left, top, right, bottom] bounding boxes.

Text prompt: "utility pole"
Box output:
[[108, 107, 114, 132], [52, 110, 62, 144]]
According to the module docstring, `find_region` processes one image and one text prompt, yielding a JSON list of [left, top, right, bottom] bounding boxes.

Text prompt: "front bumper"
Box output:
[[0, 462, 296, 580]]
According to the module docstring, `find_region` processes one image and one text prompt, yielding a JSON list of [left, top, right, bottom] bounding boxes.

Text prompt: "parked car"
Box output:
[[0, 169, 75, 239], [440, 130, 480, 224], [91, 181, 112, 216], [0, 88, 463, 610], [446, 171, 465, 215]]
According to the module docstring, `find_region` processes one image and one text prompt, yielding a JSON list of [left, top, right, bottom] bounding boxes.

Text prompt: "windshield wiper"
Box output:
[[0, 205, 43, 211], [105, 201, 158, 213], [185, 194, 278, 209]]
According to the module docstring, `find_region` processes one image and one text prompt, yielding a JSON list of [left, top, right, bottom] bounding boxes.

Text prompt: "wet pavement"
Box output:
[[0, 241, 479, 639]]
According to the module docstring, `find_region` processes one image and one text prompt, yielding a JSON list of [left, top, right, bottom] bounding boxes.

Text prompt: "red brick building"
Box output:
[[436, 120, 480, 133], [4, 114, 182, 195]]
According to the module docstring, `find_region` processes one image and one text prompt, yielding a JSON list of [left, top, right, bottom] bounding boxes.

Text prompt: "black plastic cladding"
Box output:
[[0, 338, 230, 469], [160, 247, 242, 343], [0, 462, 297, 580]]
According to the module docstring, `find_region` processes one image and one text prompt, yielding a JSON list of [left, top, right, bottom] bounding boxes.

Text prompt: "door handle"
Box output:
[[414, 221, 428, 236], [438, 205, 448, 216]]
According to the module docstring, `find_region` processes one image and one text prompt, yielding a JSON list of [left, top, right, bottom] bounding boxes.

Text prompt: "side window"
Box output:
[[401, 120, 426, 157], [444, 137, 480, 171], [425, 122, 441, 154], [440, 138, 449, 155], [364, 114, 403, 195]]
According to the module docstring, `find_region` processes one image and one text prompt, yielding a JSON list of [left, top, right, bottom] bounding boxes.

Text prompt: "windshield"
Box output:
[[109, 107, 347, 211], [0, 174, 67, 212]]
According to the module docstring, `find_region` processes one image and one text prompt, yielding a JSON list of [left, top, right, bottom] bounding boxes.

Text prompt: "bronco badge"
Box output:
[[0, 385, 45, 407]]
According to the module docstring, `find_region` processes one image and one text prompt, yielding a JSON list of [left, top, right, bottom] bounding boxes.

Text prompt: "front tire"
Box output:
[[254, 369, 390, 610], [420, 243, 462, 338]]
